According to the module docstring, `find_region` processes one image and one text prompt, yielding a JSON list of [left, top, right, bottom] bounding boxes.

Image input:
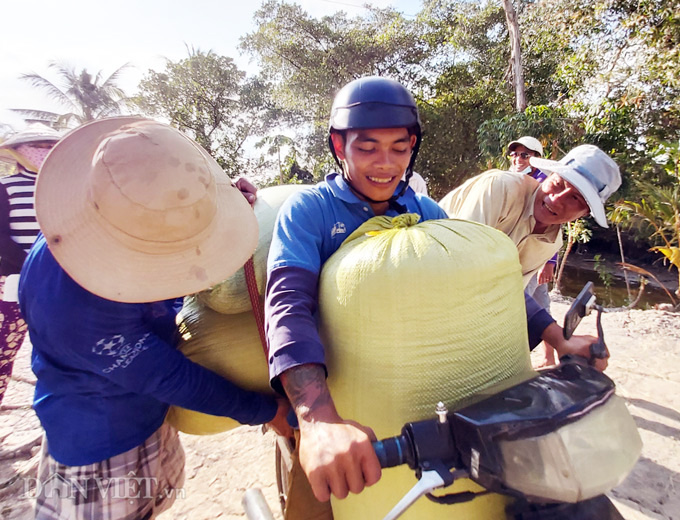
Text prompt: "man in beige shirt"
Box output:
[[439, 145, 621, 366], [439, 144, 621, 285]]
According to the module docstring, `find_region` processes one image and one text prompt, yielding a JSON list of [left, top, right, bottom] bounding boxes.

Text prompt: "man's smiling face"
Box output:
[[331, 127, 415, 204], [509, 144, 535, 173], [533, 173, 590, 228]]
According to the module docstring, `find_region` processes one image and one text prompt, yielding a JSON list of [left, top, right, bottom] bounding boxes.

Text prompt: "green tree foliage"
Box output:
[[415, 0, 512, 198], [242, 1, 426, 119], [477, 0, 643, 169], [127, 0, 678, 218], [473, 0, 678, 208], [555, 218, 592, 293], [523, 0, 680, 174], [397, 0, 579, 197], [12, 62, 130, 128], [240, 0, 428, 178], [611, 175, 680, 295], [419, 0, 600, 199], [253, 134, 308, 186], [477, 105, 583, 165], [135, 49, 279, 178]]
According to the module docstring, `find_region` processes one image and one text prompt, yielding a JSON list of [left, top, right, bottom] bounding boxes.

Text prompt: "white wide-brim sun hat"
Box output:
[[0, 125, 61, 166], [36, 116, 259, 303], [530, 144, 621, 228], [0, 126, 61, 150]]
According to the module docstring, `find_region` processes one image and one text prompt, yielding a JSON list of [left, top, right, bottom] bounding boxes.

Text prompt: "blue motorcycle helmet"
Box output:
[[328, 76, 422, 204]]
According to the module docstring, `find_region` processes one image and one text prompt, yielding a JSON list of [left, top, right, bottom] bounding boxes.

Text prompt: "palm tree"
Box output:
[[11, 62, 131, 129]]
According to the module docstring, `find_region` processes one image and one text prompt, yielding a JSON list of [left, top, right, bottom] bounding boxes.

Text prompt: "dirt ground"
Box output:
[[0, 296, 678, 520]]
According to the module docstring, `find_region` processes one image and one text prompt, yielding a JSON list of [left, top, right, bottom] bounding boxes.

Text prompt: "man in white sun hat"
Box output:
[[530, 144, 621, 229], [19, 117, 291, 520], [440, 144, 621, 369], [507, 135, 558, 365], [507, 135, 545, 178]]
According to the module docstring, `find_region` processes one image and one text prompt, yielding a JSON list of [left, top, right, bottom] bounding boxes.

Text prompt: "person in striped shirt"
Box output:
[[0, 126, 61, 403]]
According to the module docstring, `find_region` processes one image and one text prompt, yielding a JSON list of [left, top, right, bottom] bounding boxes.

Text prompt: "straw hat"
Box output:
[[530, 144, 621, 228], [36, 117, 259, 303]]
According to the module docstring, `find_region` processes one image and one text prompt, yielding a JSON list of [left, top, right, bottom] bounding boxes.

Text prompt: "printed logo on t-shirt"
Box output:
[[92, 335, 126, 356], [92, 333, 152, 373], [331, 221, 346, 238]]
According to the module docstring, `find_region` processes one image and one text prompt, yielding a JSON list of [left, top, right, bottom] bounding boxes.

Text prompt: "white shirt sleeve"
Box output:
[[404, 171, 428, 195]]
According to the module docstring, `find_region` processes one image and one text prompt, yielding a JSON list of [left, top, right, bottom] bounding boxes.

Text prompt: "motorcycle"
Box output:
[[250, 283, 642, 519], [372, 282, 641, 519]]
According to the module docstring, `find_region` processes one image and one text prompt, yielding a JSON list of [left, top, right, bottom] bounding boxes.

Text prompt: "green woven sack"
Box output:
[[320, 214, 534, 519], [196, 184, 309, 314], [165, 296, 272, 435]]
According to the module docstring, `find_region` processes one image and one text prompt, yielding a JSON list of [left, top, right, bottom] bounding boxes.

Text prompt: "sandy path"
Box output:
[[1, 298, 678, 519]]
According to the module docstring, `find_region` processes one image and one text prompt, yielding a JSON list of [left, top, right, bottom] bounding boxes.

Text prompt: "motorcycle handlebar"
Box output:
[[372, 434, 411, 468], [372, 413, 455, 470]]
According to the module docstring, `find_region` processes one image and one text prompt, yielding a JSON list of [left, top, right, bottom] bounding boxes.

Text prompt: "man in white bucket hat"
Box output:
[[440, 144, 621, 369], [527, 145, 621, 364], [19, 117, 291, 519], [529, 144, 621, 229]]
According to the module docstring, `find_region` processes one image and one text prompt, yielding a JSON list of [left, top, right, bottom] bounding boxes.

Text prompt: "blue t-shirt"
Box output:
[[20, 234, 277, 466], [268, 173, 446, 272], [265, 173, 447, 387], [529, 167, 547, 183]]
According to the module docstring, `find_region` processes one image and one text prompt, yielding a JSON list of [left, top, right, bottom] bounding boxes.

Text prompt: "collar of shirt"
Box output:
[[529, 167, 547, 182], [16, 166, 38, 179]]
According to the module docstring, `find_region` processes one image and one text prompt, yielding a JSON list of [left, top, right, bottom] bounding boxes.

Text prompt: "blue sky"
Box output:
[[1, 0, 421, 129]]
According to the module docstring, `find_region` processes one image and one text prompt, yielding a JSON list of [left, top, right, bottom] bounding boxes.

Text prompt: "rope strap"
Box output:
[[244, 257, 268, 359]]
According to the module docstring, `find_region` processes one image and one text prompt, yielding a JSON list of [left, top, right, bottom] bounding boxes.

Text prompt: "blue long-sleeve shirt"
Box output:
[[20, 234, 277, 465], [525, 291, 555, 348]]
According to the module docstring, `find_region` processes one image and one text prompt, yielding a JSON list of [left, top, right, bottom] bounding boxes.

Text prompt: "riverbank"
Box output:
[[1, 298, 678, 519]]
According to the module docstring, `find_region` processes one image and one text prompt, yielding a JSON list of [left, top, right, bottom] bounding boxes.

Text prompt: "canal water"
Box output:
[[557, 263, 676, 309]]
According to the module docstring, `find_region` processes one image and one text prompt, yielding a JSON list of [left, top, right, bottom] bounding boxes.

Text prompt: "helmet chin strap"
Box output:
[[389, 150, 418, 210], [334, 131, 419, 213]]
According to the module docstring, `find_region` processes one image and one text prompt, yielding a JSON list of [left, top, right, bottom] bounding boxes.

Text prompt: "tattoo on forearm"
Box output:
[[282, 365, 332, 419]]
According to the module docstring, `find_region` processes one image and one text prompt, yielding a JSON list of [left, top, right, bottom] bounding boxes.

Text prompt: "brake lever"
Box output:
[[381, 462, 454, 520], [589, 304, 609, 361], [562, 282, 609, 365]]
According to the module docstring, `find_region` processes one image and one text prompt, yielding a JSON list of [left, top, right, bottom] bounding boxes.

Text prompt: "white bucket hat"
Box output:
[[0, 125, 61, 167], [0, 126, 61, 150], [507, 136, 543, 157], [36, 117, 258, 303], [530, 144, 621, 228]]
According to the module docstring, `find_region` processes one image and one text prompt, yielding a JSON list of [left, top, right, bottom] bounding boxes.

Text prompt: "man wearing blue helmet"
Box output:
[[265, 78, 606, 516], [265, 76, 447, 514]]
